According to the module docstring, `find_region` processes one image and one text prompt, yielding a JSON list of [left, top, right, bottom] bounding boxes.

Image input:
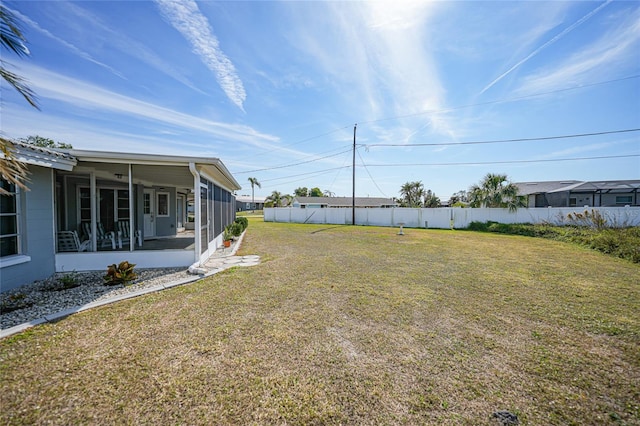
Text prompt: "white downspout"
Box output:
[[189, 162, 201, 266]]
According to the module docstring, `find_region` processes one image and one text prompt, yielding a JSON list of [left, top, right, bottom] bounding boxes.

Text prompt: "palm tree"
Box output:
[[423, 189, 440, 208], [323, 189, 335, 197], [468, 173, 527, 212], [265, 190, 283, 207], [1, 4, 38, 109], [1, 5, 37, 194], [247, 177, 261, 211], [399, 181, 425, 207]]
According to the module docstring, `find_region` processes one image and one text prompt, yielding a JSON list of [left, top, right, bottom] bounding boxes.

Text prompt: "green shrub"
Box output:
[[466, 221, 640, 263], [235, 216, 249, 230], [46, 271, 80, 291], [104, 261, 138, 286], [230, 222, 243, 237], [0, 293, 33, 314]]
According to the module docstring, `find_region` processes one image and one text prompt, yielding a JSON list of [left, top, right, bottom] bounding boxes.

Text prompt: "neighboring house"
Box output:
[[292, 196, 397, 208], [1, 142, 241, 293], [515, 180, 640, 208], [236, 195, 266, 211]]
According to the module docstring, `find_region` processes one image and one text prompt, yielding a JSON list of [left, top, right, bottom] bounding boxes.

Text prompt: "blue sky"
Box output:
[[2, 0, 639, 200]]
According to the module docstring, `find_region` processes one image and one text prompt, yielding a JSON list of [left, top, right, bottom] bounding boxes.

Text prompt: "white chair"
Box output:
[[117, 220, 142, 247], [81, 222, 117, 250], [57, 231, 91, 252]]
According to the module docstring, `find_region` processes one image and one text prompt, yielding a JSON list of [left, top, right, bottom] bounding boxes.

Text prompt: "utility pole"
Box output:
[[352, 123, 357, 225]]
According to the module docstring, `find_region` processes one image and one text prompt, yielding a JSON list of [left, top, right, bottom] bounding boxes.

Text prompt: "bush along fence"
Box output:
[[264, 207, 640, 229]]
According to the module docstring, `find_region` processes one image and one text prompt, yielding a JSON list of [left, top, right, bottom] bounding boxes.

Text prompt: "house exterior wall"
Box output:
[[1, 167, 56, 292]]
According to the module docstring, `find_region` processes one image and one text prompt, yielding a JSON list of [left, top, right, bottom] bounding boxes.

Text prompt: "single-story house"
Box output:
[[292, 196, 397, 208], [515, 180, 640, 208], [1, 141, 241, 293], [236, 195, 266, 211]]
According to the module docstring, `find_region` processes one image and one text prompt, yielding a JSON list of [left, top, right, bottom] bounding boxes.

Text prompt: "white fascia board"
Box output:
[[10, 151, 77, 171]]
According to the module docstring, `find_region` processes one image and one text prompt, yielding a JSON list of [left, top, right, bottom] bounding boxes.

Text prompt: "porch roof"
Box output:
[[65, 149, 241, 191], [8, 140, 77, 171]]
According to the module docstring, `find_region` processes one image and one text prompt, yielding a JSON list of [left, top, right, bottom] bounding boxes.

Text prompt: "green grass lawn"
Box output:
[[1, 219, 638, 425]]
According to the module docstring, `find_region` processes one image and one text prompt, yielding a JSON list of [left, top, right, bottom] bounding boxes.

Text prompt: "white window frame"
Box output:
[[157, 192, 170, 217], [0, 179, 22, 259], [78, 186, 132, 226], [615, 195, 632, 205]]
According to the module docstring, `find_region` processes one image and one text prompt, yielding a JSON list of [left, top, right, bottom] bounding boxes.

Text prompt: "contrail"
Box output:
[[480, 0, 612, 95]]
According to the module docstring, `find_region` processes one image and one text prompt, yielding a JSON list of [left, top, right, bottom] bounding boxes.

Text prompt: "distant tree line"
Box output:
[[399, 173, 526, 211]]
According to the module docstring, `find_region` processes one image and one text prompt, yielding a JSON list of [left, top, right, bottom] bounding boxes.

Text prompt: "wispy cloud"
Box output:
[[60, 1, 207, 95], [516, 7, 640, 95], [155, 0, 246, 111], [286, 2, 456, 139], [19, 65, 272, 146], [10, 8, 126, 80], [480, 0, 613, 95]]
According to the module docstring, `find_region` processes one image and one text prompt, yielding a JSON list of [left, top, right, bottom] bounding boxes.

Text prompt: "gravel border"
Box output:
[[1, 231, 248, 337], [1, 268, 193, 330]]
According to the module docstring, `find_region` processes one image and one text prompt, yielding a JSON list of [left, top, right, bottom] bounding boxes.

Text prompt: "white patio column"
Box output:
[[90, 172, 97, 252], [128, 163, 133, 250], [189, 162, 201, 265]]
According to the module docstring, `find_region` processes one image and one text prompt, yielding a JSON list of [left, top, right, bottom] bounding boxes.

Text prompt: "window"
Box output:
[[79, 187, 91, 223], [616, 195, 632, 205], [144, 192, 152, 215], [157, 192, 169, 217], [117, 190, 130, 220], [79, 188, 132, 232], [1, 179, 19, 257], [569, 197, 577, 207]]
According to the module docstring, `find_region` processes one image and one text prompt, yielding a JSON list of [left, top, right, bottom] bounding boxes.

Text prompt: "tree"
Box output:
[[323, 189, 335, 197], [0, 137, 29, 195], [423, 189, 441, 208], [19, 135, 72, 149], [449, 190, 468, 205], [247, 177, 261, 210], [468, 173, 527, 212], [309, 187, 323, 197], [293, 187, 308, 197], [399, 181, 425, 207], [1, 5, 38, 194], [1, 4, 38, 109], [265, 190, 284, 207]]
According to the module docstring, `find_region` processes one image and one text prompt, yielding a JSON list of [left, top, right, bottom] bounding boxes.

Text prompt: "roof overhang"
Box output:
[[4, 141, 77, 171], [66, 149, 241, 191]]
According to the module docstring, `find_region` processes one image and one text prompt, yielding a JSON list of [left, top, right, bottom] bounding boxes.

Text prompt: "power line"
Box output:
[[235, 148, 352, 174], [359, 75, 640, 125], [361, 128, 640, 148], [357, 147, 388, 197], [262, 167, 350, 189], [259, 166, 351, 183], [232, 76, 639, 176], [361, 153, 640, 168], [241, 125, 351, 161]]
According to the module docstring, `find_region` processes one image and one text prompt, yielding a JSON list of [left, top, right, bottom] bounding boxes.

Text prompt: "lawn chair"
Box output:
[[57, 231, 91, 252], [117, 220, 142, 247], [81, 222, 117, 250]]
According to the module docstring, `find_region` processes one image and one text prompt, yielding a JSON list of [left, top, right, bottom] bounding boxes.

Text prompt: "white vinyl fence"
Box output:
[[264, 206, 640, 229]]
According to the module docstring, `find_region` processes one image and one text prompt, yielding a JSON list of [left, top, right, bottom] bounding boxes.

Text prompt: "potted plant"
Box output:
[[223, 224, 233, 247]]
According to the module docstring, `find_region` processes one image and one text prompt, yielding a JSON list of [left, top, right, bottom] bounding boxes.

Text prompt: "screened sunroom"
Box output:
[[53, 150, 240, 272]]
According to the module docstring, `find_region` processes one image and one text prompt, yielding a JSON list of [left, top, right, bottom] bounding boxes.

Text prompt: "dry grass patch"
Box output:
[[1, 220, 639, 425]]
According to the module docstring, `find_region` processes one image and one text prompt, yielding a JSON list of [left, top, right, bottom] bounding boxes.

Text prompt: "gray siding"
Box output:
[[1, 167, 56, 292]]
